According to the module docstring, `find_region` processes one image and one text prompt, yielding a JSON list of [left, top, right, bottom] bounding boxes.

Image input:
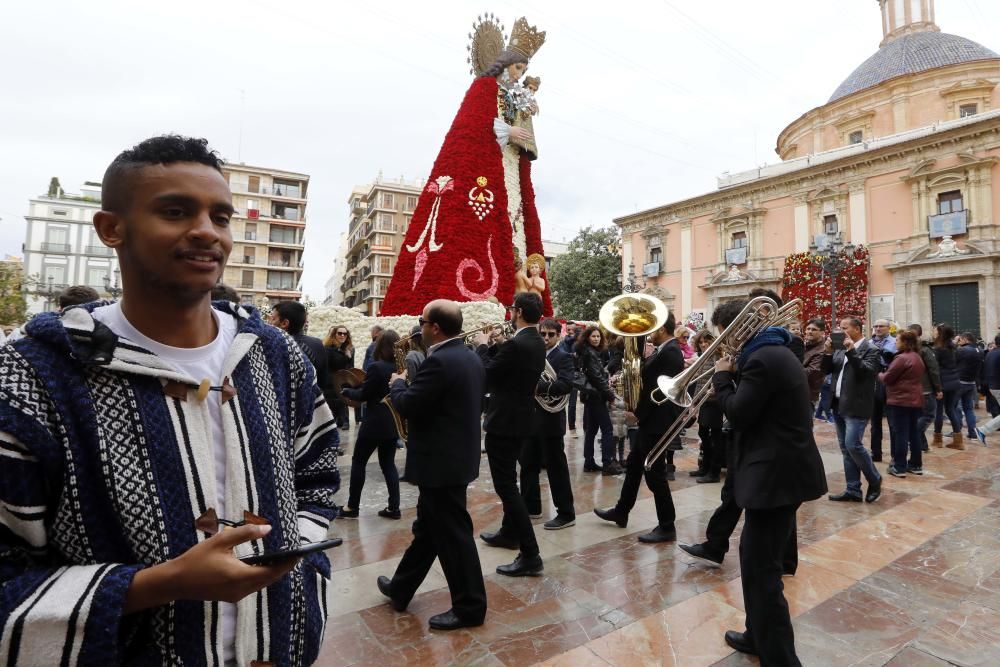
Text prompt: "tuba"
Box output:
[[643, 297, 802, 469], [598, 293, 670, 411]]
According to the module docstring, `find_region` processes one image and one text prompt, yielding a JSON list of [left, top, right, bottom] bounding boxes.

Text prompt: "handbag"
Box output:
[[570, 354, 596, 399]]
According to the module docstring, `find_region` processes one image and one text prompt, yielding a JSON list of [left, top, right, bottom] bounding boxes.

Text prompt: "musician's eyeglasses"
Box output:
[[418, 317, 434, 327], [540, 331, 558, 338]]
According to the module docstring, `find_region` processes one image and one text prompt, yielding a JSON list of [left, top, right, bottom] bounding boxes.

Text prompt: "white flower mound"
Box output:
[[306, 301, 507, 362]]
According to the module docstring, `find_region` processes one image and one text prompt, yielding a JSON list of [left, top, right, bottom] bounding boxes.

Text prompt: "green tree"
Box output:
[[0, 263, 28, 325], [550, 226, 621, 320]]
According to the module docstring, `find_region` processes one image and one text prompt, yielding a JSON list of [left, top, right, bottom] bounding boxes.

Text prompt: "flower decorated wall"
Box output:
[[781, 245, 871, 326]]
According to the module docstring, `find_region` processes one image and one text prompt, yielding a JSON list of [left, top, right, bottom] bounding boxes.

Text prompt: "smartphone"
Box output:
[[831, 332, 846, 350], [239, 537, 343, 566]]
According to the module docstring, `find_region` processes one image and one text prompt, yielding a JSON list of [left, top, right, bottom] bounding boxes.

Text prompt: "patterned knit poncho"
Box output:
[[0, 301, 340, 666]]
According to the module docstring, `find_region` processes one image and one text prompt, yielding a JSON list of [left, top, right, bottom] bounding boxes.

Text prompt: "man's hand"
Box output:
[[124, 524, 300, 614], [715, 357, 735, 374], [390, 370, 407, 385], [472, 330, 491, 347], [824, 338, 833, 354], [843, 336, 855, 351]]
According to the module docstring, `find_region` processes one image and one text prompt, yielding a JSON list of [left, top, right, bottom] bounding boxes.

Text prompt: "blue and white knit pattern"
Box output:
[[0, 301, 340, 666]]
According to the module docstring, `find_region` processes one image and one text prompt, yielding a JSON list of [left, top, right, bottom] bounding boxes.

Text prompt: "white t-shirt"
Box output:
[[92, 302, 239, 663]]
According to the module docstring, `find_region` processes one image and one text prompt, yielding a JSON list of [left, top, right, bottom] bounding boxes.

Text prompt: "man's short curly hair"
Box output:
[[101, 135, 224, 213]]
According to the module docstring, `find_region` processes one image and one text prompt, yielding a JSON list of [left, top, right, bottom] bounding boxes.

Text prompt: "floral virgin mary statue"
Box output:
[[380, 15, 554, 316]]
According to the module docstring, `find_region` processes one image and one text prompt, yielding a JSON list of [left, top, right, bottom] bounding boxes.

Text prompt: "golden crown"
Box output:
[[507, 17, 545, 60]]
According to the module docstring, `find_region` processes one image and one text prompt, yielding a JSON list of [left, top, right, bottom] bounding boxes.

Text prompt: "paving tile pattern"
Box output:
[[316, 407, 1000, 666]]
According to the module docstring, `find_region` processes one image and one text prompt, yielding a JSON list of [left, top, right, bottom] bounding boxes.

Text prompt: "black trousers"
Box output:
[[390, 485, 487, 622], [870, 383, 894, 458], [614, 430, 676, 528], [346, 436, 399, 512], [703, 458, 798, 574], [697, 401, 725, 474], [741, 503, 802, 667], [486, 434, 540, 557], [520, 434, 576, 520]]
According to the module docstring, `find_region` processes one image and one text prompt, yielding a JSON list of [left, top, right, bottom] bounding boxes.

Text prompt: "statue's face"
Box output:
[[528, 261, 542, 276], [507, 62, 527, 81]]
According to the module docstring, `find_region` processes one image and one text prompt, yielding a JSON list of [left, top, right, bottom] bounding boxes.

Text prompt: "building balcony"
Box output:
[[244, 231, 258, 241], [237, 256, 257, 265], [233, 183, 305, 200], [266, 237, 304, 248], [40, 242, 71, 253], [267, 260, 297, 269], [84, 245, 114, 256]]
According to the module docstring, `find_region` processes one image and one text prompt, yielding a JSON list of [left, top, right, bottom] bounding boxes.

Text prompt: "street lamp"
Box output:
[[103, 268, 122, 299], [618, 261, 643, 294], [808, 232, 856, 327], [44, 276, 56, 311]]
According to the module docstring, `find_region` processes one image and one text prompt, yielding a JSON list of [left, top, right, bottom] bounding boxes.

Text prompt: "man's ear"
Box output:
[[93, 210, 125, 248]]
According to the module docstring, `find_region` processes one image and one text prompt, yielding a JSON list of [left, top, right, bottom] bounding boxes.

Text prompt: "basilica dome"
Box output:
[[829, 31, 998, 103]]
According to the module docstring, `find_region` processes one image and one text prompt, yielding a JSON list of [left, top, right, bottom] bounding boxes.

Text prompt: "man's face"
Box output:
[[267, 311, 289, 331], [803, 322, 824, 343], [873, 320, 890, 338], [540, 326, 559, 350], [98, 163, 233, 303], [840, 319, 861, 340]]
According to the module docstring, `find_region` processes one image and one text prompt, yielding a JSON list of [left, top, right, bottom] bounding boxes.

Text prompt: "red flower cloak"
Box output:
[[380, 76, 553, 316]]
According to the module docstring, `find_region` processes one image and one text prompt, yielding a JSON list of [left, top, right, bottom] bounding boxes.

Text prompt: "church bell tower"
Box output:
[[879, 0, 940, 46]]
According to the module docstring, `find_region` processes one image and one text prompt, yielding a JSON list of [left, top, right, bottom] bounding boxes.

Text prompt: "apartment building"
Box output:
[[222, 163, 310, 307], [340, 177, 423, 316], [21, 180, 118, 314]]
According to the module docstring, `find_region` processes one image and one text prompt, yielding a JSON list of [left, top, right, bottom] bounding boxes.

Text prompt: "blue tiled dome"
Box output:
[[829, 31, 998, 102]]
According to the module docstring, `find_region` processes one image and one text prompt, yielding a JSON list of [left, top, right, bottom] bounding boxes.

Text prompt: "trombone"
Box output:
[[643, 297, 802, 470]]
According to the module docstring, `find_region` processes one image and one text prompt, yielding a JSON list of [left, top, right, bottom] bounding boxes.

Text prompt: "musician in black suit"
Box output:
[[709, 299, 827, 665], [680, 291, 800, 573], [474, 292, 547, 577], [594, 311, 682, 543], [520, 318, 577, 530], [340, 329, 401, 520], [376, 300, 487, 631]]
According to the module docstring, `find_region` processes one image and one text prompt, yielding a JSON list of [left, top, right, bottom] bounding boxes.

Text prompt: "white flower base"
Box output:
[[305, 301, 508, 347]]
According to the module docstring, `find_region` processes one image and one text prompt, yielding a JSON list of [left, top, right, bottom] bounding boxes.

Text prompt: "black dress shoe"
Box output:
[[583, 461, 601, 472], [696, 473, 720, 483], [594, 507, 628, 528], [428, 609, 484, 630], [688, 468, 709, 477], [378, 508, 402, 519], [724, 630, 757, 655], [339, 507, 359, 518], [638, 525, 677, 543], [828, 491, 863, 502], [678, 543, 723, 567], [496, 553, 543, 577], [480, 531, 519, 549], [865, 477, 882, 503], [377, 575, 406, 612], [602, 462, 624, 476]]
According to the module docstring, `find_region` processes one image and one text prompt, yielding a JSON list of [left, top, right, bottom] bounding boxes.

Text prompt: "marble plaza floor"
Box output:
[[316, 407, 1000, 666]]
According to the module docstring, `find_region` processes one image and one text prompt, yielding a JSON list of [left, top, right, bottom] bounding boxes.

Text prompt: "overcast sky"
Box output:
[[1, 0, 996, 299]]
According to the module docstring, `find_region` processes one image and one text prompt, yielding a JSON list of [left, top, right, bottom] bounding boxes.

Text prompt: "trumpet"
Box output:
[[643, 297, 802, 470], [461, 321, 515, 346]]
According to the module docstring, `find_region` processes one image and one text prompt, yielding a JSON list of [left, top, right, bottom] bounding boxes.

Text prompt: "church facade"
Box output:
[[615, 0, 1000, 337]]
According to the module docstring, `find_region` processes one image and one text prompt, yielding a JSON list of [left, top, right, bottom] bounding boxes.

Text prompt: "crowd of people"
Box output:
[[2, 133, 998, 665]]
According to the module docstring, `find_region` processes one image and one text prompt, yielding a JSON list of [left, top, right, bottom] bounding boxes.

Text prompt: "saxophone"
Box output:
[[381, 333, 415, 442]]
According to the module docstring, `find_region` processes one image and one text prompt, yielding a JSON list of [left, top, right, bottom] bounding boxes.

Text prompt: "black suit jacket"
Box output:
[[712, 344, 827, 510], [390, 339, 485, 487], [635, 338, 685, 435], [478, 327, 546, 438], [341, 360, 396, 440], [534, 345, 574, 437], [292, 333, 330, 393], [821, 339, 881, 419]]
